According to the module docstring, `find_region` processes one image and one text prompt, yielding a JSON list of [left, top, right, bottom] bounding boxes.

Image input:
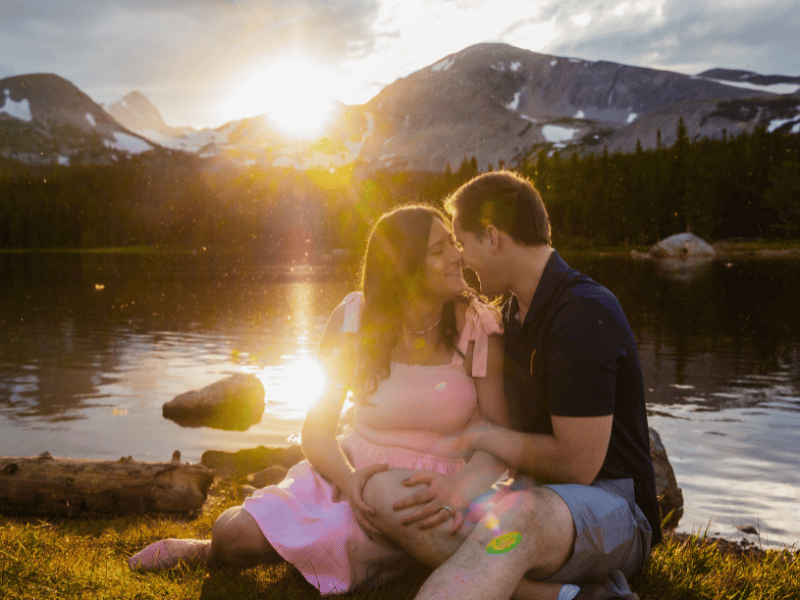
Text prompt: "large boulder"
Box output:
[[649, 427, 684, 530], [649, 232, 715, 258], [163, 373, 265, 431]]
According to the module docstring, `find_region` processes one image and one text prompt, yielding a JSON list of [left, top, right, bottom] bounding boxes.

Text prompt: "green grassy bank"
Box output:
[[1, 480, 797, 600]]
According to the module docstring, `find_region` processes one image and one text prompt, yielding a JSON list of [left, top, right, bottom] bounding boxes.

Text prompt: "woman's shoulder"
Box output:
[[323, 292, 363, 337], [454, 293, 503, 335]]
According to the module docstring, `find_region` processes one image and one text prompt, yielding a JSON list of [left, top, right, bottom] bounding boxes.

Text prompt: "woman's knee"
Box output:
[[362, 468, 416, 515], [212, 507, 270, 558]]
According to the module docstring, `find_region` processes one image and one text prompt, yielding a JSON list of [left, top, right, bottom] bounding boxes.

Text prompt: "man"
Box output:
[[362, 171, 661, 600]]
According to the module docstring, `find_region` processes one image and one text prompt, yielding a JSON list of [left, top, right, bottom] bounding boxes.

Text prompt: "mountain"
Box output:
[[141, 43, 795, 172], [358, 43, 797, 169], [3, 46, 800, 171], [106, 91, 196, 148], [0, 74, 158, 165]]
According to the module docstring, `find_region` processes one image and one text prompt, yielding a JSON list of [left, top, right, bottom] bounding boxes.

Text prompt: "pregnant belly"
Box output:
[[353, 423, 470, 459]]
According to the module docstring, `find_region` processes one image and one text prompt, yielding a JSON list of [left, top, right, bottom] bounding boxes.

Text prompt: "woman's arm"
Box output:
[[300, 303, 389, 533]]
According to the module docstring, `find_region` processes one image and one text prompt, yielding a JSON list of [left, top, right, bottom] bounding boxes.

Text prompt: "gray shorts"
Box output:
[[540, 478, 653, 584]]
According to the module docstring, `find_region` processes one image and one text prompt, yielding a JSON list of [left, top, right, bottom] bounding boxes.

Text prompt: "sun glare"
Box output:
[[282, 357, 326, 412], [222, 57, 336, 138]]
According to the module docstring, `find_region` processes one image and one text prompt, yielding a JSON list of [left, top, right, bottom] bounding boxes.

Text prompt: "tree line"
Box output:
[[1, 122, 798, 255]]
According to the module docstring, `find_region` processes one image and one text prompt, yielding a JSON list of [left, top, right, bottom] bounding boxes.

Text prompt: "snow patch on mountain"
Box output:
[[542, 124, 579, 147], [574, 110, 585, 118], [699, 78, 799, 96], [104, 132, 153, 154], [507, 92, 522, 110], [432, 57, 456, 72], [85, 113, 96, 126], [627, 113, 638, 123], [1, 89, 32, 121], [768, 116, 800, 133]]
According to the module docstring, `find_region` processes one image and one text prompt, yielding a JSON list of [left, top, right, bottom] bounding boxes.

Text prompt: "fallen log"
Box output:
[[0, 453, 214, 517]]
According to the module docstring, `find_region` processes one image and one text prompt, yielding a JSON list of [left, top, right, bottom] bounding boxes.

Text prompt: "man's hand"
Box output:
[[343, 463, 391, 539], [392, 472, 469, 534]]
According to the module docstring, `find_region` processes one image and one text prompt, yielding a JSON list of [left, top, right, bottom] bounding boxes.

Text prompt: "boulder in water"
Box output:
[[649, 232, 715, 258]]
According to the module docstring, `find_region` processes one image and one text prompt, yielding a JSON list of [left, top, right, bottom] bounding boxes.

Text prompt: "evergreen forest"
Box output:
[[1, 120, 798, 257]]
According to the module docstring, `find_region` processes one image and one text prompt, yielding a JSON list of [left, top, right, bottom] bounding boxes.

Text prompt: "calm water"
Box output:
[[1, 252, 798, 548]]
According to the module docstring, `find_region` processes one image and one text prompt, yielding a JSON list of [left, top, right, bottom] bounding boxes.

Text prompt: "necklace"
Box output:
[[401, 315, 442, 336]]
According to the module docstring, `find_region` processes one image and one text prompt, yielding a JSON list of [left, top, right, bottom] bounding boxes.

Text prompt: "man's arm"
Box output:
[[470, 414, 612, 485]]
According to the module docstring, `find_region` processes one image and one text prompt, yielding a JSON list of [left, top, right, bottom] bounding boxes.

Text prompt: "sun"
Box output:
[[222, 57, 336, 138]]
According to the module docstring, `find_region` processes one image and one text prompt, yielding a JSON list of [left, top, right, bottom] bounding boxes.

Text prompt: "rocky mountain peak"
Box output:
[[107, 91, 178, 138], [0, 73, 156, 165]]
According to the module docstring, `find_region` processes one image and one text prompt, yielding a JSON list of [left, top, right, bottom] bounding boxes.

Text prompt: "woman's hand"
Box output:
[[342, 463, 391, 539], [392, 472, 471, 534]]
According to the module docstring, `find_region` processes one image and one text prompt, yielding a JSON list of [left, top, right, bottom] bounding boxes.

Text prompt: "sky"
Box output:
[[1, 0, 798, 130]]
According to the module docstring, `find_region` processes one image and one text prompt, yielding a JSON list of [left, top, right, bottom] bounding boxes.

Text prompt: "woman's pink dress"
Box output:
[[241, 292, 501, 594]]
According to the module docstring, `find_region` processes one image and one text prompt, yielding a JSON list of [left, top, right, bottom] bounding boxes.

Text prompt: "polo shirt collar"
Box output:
[[507, 249, 570, 326]]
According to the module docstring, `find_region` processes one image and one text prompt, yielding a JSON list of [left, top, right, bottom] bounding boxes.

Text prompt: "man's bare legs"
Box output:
[[362, 469, 575, 600]]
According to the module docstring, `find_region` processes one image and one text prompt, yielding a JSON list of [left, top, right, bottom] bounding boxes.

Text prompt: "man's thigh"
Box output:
[[540, 479, 652, 584]]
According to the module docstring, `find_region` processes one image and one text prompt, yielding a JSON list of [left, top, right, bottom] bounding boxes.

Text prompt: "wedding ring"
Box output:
[[441, 505, 454, 515]]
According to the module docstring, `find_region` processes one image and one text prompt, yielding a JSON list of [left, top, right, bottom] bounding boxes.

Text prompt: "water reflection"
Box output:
[[1, 252, 799, 547], [653, 256, 714, 283]]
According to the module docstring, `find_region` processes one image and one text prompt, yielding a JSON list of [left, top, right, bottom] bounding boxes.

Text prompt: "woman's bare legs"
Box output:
[[129, 506, 282, 571], [207, 506, 283, 569]]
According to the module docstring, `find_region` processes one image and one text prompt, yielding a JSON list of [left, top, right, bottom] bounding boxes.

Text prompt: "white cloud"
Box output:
[[570, 13, 591, 27]]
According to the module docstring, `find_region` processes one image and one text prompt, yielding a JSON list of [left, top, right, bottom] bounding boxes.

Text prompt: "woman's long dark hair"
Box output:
[[356, 204, 464, 396]]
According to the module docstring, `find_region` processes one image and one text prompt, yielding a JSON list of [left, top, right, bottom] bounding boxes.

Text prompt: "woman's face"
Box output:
[[420, 217, 467, 301]]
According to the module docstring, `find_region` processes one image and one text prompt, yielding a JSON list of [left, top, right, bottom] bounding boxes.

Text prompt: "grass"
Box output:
[[1, 480, 797, 600]]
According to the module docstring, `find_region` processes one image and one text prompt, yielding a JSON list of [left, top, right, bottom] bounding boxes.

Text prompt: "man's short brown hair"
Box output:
[[444, 170, 551, 246]]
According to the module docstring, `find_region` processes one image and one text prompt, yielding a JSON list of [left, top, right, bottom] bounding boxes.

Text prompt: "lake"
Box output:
[[1, 251, 798, 549]]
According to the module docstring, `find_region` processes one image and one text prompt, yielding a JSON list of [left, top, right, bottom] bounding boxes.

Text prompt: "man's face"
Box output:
[[453, 217, 504, 296]]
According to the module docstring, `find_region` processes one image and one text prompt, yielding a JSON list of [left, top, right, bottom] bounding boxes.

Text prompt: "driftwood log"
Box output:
[[0, 453, 214, 517]]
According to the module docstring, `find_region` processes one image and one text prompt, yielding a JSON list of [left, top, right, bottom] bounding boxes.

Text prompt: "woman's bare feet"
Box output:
[[128, 538, 211, 571]]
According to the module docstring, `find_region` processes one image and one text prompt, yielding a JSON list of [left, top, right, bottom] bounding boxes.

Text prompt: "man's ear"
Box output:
[[485, 225, 501, 253]]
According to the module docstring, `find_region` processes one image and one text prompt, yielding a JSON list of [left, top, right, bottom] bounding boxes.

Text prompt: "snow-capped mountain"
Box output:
[[0, 74, 158, 165], [106, 91, 197, 149], [2, 45, 799, 171]]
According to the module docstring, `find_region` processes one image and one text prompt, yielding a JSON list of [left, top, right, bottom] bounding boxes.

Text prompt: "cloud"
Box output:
[[0, 0, 382, 126], [539, 0, 800, 75], [1, 0, 798, 128]]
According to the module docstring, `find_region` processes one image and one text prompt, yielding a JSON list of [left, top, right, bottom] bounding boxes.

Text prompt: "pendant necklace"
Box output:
[[402, 316, 441, 336], [402, 316, 442, 351]]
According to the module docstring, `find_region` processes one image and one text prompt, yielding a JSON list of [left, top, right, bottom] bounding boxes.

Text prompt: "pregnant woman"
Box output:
[[129, 204, 511, 593]]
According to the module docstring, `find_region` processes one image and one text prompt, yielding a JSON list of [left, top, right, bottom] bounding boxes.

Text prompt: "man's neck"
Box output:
[[509, 245, 552, 324]]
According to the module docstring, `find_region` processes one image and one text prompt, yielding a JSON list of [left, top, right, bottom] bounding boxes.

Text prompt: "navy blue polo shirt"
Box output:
[[503, 250, 661, 546]]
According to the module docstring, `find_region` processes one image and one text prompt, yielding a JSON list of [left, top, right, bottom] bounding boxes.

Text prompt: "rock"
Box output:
[[649, 232, 715, 258], [736, 524, 759, 535], [162, 373, 265, 431], [246, 465, 289, 488], [649, 427, 684, 530], [201, 445, 305, 480]]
